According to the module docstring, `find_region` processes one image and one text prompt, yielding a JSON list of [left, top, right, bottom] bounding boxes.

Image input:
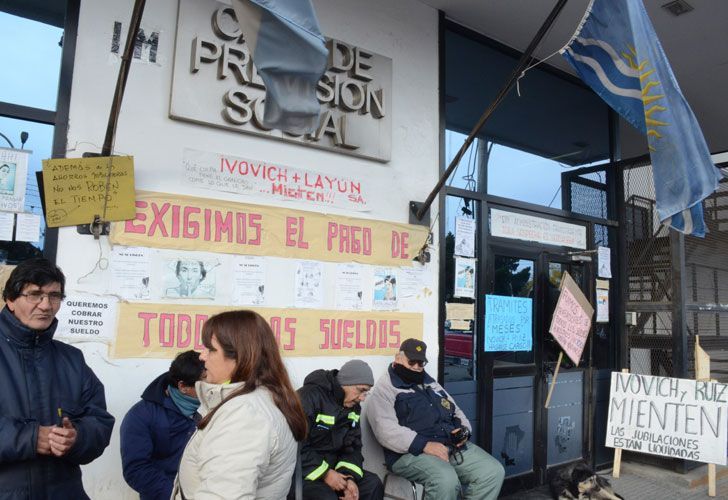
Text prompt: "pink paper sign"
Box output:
[[549, 286, 591, 365]]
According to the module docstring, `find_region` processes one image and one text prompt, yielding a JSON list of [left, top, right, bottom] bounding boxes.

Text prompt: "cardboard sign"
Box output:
[[606, 372, 727, 465], [110, 191, 429, 267], [548, 271, 593, 365], [484, 295, 532, 352], [41, 156, 136, 227], [54, 294, 118, 342], [113, 302, 423, 358]]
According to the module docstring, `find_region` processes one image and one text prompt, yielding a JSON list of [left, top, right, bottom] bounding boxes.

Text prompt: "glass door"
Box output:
[[488, 247, 594, 490]]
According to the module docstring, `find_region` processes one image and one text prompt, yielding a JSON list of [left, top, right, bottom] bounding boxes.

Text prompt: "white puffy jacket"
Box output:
[[172, 381, 297, 499]]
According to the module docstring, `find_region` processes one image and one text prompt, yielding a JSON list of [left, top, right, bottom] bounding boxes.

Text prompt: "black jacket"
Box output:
[[120, 373, 197, 500], [297, 369, 365, 483], [0, 306, 115, 499]]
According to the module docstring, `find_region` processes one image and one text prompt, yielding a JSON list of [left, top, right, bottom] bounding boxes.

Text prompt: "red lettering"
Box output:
[[138, 312, 157, 347], [327, 222, 338, 251], [171, 205, 181, 238], [148, 203, 170, 237], [355, 320, 365, 349], [283, 318, 296, 350], [342, 320, 354, 348], [125, 201, 148, 234], [332, 320, 342, 349], [391, 231, 400, 258], [351, 226, 361, 253], [215, 211, 233, 242], [379, 320, 388, 348], [203, 209, 212, 241], [194, 315, 207, 349], [249, 213, 262, 245], [319, 319, 331, 349], [363, 228, 372, 255], [177, 314, 192, 347], [366, 320, 377, 348], [236, 213, 248, 244], [159, 313, 175, 347], [285, 217, 296, 247], [183, 206, 200, 239], [389, 320, 400, 347]]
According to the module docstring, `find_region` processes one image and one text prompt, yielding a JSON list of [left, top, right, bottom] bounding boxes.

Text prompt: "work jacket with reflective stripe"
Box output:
[[297, 369, 365, 483]]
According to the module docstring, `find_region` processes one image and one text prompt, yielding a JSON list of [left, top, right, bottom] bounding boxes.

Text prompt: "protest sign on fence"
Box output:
[[605, 371, 727, 465]]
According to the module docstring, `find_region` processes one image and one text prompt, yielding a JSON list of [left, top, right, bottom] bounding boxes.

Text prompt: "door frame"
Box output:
[[481, 202, 597, 492]]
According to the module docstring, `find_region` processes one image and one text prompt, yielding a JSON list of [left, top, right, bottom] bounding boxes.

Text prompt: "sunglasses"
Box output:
[[407, 359, 427, 368]]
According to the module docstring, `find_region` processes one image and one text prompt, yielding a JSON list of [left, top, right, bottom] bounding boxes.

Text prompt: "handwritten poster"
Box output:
[[113, 302, 423, 358], [54, 294, 118, 342], [111, 246, 152, 300], [454, 217, 475, 257], [484, 295, 532, 352], [183, 148, 368, 211], [110, 192, 428, 267], [454, 257, 475, 298], [232, 255, 266, 306], [606, 372, 727, 465], [0, 148, 28, 212], [294, 260, 323, 308], [41, 156, 136, 227], [548, 272, 593, 365], [335, 263, 364, 310]]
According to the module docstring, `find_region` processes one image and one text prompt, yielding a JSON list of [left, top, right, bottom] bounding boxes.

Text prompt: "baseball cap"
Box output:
[[400, 338, 427, 362]]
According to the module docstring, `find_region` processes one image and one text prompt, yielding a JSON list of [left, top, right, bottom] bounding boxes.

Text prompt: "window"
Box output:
[[0, 8, 68, 261]]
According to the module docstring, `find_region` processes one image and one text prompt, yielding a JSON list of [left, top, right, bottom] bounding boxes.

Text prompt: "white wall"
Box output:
[[59, 0, 439, 497]]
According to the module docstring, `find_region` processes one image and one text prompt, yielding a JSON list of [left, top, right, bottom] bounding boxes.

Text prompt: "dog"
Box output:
[[550, 462, 624, 499]]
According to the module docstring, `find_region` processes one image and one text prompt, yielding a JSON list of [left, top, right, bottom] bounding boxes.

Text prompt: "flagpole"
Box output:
[[413, 0, 570, 221]]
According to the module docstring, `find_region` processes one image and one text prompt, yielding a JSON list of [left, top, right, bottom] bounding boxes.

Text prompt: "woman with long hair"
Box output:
[[172, 310, 307, 499]]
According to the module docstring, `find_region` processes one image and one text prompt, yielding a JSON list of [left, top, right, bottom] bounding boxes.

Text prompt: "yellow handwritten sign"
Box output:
[[113, 302, 423, 359], [41, 156, 136, 227], [110, 191, 430, 266]]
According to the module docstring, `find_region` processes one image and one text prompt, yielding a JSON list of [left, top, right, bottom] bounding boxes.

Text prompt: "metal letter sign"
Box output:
[[170, 0, 393, 162]]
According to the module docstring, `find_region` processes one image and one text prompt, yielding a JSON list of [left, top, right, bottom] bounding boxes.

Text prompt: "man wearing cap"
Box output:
[[367, 339, 504, 500], [293, 360, 384, 500]]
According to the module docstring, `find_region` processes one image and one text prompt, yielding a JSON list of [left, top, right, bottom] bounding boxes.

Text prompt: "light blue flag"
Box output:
[[561, 0, 721, 236], [232, 0, 328, 135]]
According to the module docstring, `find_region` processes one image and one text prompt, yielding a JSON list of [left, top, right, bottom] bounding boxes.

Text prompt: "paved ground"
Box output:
[[500, 460, 728, 499]]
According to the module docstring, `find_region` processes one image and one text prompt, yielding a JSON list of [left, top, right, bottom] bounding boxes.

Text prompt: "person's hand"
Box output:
[[323, 469, 349, 492], [36, 425, 54, 455], [341, 479, 359, 500], [423, 441, 449, 462], [451, 427, 468, 448], [48, 417, 77, 457]]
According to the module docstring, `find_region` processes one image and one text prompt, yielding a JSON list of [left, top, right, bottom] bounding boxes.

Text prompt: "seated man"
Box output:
[[367, 339, 505, 500], [120, 350, 205, 499], [294, 360, 384, 500]]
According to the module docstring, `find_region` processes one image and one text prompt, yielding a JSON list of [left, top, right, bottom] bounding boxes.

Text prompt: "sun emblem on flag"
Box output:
[[622, 45, 667, 151]]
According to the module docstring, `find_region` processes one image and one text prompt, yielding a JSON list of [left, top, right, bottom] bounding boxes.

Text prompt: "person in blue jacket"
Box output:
[[0, 258, 115, 499], [120, 350, 205, 499]]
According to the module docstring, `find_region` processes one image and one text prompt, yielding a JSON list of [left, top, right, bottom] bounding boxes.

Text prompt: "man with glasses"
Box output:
[[0, 258, 114, 499], [292, 359, 383, 500], [367, 338, 504, 500]]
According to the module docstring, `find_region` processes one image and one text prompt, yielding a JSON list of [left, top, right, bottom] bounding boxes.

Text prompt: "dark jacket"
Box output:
[[367, 365, 470, 468], [120, 372, 198, 500], [0, 306, 115, 500], [297, 369, 365, 483]]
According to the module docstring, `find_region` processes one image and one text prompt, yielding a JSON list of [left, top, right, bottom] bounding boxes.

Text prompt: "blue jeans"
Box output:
[[391, 444, 505, 500]]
